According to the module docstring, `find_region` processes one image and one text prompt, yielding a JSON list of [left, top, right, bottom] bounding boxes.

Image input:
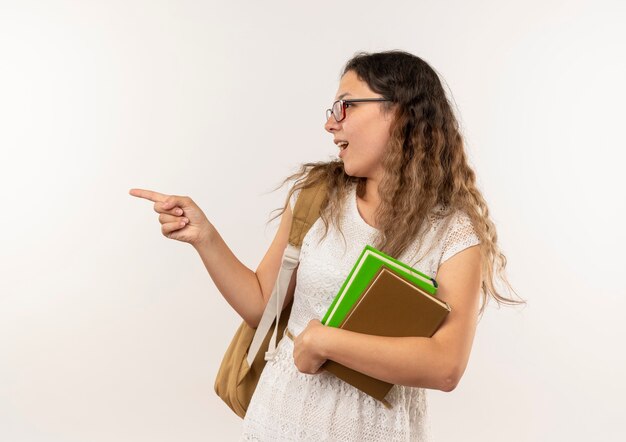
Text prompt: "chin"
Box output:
[[342, 165, 364, 179], [341, 162, 354, 176]]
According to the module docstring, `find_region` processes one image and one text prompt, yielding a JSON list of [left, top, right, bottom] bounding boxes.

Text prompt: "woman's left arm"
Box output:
[[293, 244, 482, 392]]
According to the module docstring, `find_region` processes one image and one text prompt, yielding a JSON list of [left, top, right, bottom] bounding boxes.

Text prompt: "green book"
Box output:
[[321, 244, 438, 328]]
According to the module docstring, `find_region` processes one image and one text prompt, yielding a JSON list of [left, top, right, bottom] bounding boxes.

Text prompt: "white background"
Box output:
[[1, 0, 624, 440]]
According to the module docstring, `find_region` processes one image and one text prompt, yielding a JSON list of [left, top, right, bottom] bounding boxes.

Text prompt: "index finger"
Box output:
[[128, 188, 169, 203]]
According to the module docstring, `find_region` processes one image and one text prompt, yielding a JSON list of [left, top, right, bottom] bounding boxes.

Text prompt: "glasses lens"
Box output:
[[332, 101, 343, 121]]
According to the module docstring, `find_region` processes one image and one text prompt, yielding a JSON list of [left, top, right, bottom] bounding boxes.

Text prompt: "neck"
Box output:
[[361, 178, 380, 207]]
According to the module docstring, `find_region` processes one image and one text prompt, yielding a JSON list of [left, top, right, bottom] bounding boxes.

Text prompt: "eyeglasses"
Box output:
[[325, 98, 391, 122]]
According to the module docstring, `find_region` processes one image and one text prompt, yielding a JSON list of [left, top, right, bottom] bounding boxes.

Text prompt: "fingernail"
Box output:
[[176, 209, 183, 215]]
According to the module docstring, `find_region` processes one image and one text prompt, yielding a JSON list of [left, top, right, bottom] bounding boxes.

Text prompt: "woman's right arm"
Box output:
[[129, 187, 297, 329]]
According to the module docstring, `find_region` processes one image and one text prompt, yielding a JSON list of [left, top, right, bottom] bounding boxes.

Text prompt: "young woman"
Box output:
[[130, 50, 523, 441]]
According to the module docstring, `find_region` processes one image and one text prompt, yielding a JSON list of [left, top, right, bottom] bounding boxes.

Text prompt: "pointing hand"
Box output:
[[129, 188, 213, 247]]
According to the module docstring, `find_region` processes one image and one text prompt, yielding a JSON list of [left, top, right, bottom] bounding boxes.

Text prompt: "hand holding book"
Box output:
[[290, 319, 328, 375]]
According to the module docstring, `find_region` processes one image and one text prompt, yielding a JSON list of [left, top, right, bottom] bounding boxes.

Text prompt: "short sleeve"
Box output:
[[439, 210, 481, 265]]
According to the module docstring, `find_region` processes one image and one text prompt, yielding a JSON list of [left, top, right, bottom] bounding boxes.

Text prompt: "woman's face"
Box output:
[[324, 70, 395, 180]]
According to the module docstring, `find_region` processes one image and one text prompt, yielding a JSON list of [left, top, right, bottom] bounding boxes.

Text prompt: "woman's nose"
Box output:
[[324, 114, 340, 133]]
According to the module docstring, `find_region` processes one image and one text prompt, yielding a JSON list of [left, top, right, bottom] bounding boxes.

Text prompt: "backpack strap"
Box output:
[[289, 183, 328, 246], [247, 181, 328, 365]]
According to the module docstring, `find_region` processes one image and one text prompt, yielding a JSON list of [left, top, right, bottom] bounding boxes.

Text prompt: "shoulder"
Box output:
[[286, 167, 317, 211], [289, 187, 302, 212], [286, 173, 309, 212]]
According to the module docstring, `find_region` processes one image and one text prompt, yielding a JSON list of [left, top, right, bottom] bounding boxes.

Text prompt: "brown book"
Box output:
[[321, 265, 451, 407]]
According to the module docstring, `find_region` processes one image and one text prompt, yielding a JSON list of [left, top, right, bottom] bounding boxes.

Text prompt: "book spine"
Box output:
[[321, 246, 370, 324]]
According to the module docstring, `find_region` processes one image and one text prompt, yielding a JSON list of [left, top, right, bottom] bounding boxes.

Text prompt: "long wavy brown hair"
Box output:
[[266, 50, 524, 318]]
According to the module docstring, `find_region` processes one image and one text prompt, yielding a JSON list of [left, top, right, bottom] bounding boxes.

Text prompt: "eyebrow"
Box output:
[[337, 92, 352, 100]]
